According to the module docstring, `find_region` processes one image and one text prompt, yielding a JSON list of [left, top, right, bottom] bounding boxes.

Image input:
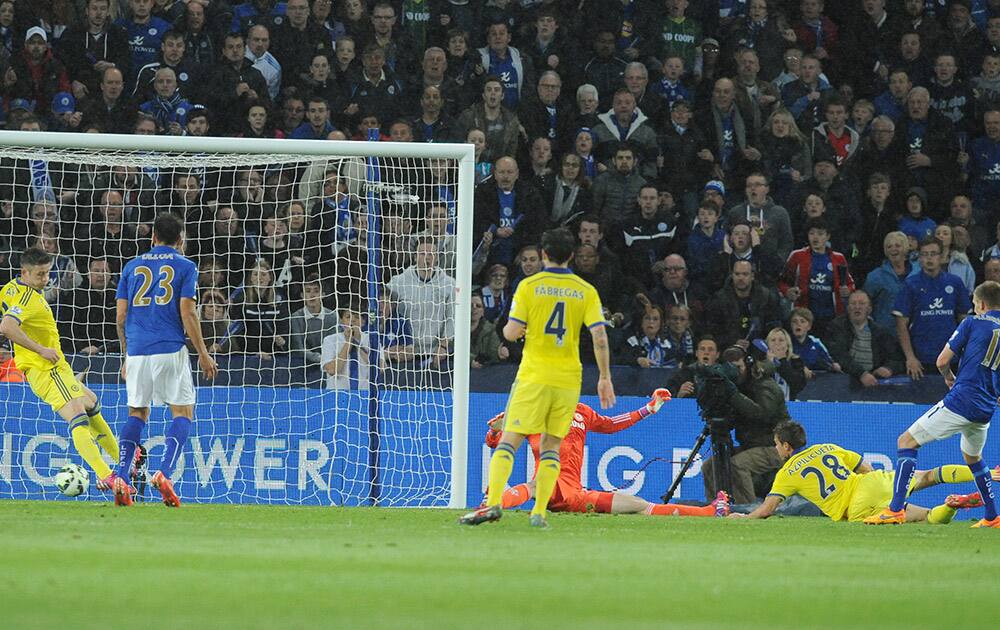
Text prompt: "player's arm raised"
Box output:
[[0, 315, 59, 363], [590, 323, 616, 409], [180, 297, 218, 380]]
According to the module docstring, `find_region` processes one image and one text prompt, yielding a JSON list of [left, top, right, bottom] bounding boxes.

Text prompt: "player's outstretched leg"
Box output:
[[459, 504, 502, 526]]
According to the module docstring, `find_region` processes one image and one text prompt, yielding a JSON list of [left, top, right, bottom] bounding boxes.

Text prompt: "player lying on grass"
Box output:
[[732, 420, 993, 523], [481, 389, 730, 517], [0, 247, 121, 489], [113, 213, 218, 507]]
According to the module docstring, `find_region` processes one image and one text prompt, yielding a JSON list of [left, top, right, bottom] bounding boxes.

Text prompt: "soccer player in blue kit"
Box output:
[[867, 281, 1000, 528], [113, 213, 218, 507]]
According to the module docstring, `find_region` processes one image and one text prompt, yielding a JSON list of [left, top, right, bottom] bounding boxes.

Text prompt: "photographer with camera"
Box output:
[[700, 344, 791, 506]]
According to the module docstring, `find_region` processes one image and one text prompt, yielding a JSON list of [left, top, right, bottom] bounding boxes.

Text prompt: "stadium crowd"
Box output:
[[2, 0, 1000, 394]]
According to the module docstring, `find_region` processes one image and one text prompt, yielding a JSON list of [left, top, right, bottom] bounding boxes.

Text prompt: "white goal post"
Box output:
[[0, 130, 474, 509]]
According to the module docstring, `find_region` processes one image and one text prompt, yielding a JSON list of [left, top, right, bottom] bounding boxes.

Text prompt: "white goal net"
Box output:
[[0, 132, 473, 507]]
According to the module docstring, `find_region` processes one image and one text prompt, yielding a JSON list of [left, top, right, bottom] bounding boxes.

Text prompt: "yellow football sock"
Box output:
[[531, 450, 561, 518], [86, 404, 119, 461], [927, 504, 957, 525], [69, 415, 112, 479], [486, 442, 517, 507], [936, 464, 974, 484]]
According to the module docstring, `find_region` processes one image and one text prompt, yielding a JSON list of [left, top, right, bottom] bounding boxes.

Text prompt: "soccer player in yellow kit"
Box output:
[[460, 228, 615, 528], [0, 247, 120, 488], [733, 421, 989, 523]]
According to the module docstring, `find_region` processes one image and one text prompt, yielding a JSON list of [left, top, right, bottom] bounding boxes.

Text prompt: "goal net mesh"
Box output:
[[0, 141, 465, 507]]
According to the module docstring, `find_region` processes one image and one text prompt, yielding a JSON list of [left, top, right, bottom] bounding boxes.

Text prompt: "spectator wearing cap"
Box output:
[[131, 29, 203, 103], [270, 0, 330, 80], [79, 66, 137, 134], [943, 0, 985, 74], [115, 0, 172, 83], [658, 99, 713, 217], [477, 20, 534, 109], [5, 27, 71, 118], [593, 88, 658, 180], [721, 0, 791, 82], [702, 179, 726, 210], [205, 31, 270, 135], [186, 104, 211, 136], [57, 0, 132, 100], [583, 31, 627, 112], [898, 186, 937, 243], [49, 92, 81, 132], [139, 67, 192, 135], [733, 49, 780, 138]]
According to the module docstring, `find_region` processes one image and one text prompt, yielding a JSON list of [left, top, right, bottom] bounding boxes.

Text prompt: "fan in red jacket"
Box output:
[[483, 389, 730, 517], [778, 217, 855, 329]]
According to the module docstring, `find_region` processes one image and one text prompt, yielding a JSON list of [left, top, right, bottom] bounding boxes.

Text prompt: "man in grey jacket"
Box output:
[[725, 172, 793, 262]]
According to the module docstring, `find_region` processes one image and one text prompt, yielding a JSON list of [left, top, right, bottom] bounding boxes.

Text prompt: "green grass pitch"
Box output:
[[1, 501, 997, 629]]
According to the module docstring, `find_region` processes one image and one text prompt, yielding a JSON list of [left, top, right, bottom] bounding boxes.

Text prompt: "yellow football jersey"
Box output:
[[507, 269, 605, 389], [0, 279, 63, 371], [768, 443, 864, 521]]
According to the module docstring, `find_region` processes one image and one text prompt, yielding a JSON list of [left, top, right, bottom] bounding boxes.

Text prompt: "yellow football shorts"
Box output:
[[23, 360, 84, 412], [502, 379, 579, 438], [847, 470, 918, 522]]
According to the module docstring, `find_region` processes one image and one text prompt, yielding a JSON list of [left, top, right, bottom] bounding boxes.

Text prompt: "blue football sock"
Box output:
[[116, 416, 146, 479], [889, 448, 918, 512], [160, 417, 192, 478], [970, 460, 998, 521]]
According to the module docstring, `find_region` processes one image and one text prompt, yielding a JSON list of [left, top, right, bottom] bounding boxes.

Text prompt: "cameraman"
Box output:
[[701, 345, 790, 505]]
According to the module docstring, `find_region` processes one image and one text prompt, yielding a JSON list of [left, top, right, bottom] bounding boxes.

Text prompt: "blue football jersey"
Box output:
[[893, 271, 972, 364], [943, 311, 1000, 424], [116, 246, 198, 356], [116, 17, 172, 73]]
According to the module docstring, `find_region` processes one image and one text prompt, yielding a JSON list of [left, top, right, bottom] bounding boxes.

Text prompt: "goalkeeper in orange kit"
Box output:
[[482, 389, 730, 517]]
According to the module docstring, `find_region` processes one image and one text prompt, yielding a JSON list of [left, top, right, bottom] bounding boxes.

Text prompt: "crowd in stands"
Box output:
[[3, 0, 1000, 393]]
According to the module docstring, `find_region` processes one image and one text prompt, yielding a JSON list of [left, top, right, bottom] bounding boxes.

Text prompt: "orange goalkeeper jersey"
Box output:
[[486, 403, 649, 493]]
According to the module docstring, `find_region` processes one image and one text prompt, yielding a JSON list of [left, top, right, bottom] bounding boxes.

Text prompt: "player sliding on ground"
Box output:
[[460, 228, 615, 529], [483, 390, 730, 517], [113, 213, 218, 507], [0, 247, 121, 489], [866, 280, 1000, 528], [732, 420, 991, 523]]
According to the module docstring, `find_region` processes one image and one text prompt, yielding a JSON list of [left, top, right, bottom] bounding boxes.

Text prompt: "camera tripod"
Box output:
[[661, 417, 733, 504]]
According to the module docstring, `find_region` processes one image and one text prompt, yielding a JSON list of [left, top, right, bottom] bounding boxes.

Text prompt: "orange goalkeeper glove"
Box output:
[[645, 388, 672, 414], [485, 412, 505, 448]]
